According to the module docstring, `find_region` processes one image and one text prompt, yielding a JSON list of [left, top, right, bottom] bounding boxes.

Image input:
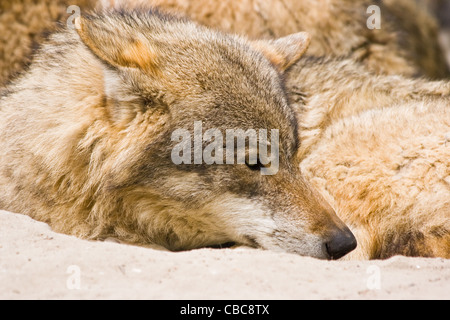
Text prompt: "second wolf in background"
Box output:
[[287, 57, 450, 259], [102, 0, 450, 79], [1, 0, 448, 87]]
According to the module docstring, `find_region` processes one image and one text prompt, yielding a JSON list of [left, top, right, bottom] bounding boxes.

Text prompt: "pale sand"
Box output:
[[0, 210, 448, 300]]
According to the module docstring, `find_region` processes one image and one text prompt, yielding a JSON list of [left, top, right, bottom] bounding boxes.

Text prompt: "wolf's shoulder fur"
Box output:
[[287, 56, 450, 259], [287, 57, 450, 158], [301, 99, 450, 259]]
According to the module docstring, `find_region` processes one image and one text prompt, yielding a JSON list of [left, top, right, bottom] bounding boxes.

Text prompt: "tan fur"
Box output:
[[1, 0, 448, 86], [251, 32, 311, 72], [75, 17, 161, 73], [1, 1, 447, 260], [0, 0, 96, 87], [0, 11, 356, 260], [287, 57, 450, 159], [103, 0, 450, 78], [285, 57, 450, 259]]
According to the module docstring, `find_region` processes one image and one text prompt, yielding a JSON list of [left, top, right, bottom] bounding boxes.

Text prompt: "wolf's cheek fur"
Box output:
[[125, 183, 326, 257], [200, 194, 329, 258]]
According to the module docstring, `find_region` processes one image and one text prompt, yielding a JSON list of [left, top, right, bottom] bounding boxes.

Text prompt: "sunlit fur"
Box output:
[[0, 10, 353, 259], [102, 0, 449, 79], [287, 57, 450, 259]]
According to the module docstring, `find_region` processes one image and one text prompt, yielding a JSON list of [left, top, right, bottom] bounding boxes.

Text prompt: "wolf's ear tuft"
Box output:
[[75, 16, 159, 72], [252, 32, 311, 72]]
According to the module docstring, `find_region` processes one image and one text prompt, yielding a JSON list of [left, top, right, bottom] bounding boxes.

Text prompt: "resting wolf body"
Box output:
[[286, 57, 450, 259], [0, 11, 357, 260]]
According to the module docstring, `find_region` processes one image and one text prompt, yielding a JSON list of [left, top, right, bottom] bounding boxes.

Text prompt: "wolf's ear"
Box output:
[[252, 32, 311, 72], [75, 16, 159, 72]]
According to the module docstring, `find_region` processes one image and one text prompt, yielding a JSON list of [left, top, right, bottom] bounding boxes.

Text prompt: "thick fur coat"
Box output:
[[1, 0, 449, 87], [286, 57, 450, 259], [0, 0, 96, 86], [0, 11, 357, 260], [105, 0, 450, 78]]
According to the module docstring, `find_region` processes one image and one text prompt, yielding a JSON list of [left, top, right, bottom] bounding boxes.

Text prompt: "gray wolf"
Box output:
[[0, 10, 356, 259]]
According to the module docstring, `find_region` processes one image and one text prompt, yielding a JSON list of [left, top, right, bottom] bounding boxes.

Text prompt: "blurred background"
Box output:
[[426, 0, 450, 65], [1, 0, 450, 85]]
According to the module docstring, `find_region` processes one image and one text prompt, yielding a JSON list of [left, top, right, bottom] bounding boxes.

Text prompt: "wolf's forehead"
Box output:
[[198, 52, 299, 155], [204, 100, 300, 157], [121, 14, 300, 153]]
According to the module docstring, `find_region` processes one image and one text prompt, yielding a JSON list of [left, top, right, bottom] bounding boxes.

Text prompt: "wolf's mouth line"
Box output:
[[207, 242, 237, 249], [205, 235, 262, 250]]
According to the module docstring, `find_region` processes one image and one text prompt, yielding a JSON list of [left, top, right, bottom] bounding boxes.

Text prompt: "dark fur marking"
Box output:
[[208, 242, 236, 249], [373, 229, 433, 259]]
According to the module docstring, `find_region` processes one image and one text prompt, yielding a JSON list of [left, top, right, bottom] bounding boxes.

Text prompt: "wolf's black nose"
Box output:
[[325, 229, 357, 260]]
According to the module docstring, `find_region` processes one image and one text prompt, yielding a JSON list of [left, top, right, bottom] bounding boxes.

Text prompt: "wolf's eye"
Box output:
[[246, 159, 265, 171]]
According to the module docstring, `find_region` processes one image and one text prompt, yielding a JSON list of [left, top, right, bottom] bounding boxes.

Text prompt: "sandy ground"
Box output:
[[0, 210, 449, 300]]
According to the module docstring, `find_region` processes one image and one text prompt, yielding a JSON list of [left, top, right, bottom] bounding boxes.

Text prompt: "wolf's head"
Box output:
[[75, 11, 356, 259]]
